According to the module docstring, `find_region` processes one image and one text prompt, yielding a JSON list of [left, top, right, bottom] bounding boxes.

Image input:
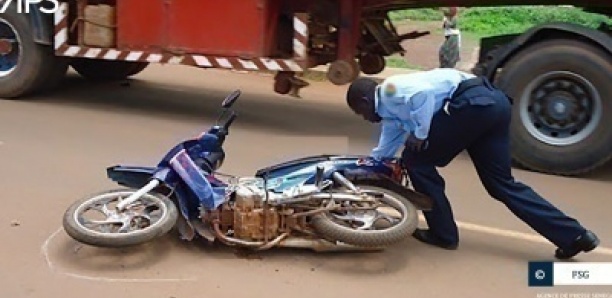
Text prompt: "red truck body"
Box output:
[[54, 0, 610, 91]]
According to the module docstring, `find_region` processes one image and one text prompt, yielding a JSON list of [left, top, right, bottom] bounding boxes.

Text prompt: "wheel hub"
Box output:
[[545, 94, 576, 122], [327, 59, 360, 85], [0, 39, 12, 55], [358, 54, 385, 75], [75, 194, 164, 234], [0, 20, 20, 76], [520, 71, 602, 146]]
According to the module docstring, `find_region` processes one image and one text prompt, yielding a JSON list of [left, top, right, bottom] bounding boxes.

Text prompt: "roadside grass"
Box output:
[[389, 6, 609, 38], [299, 6, 610, 75], [459, 6, 610, 37], [385, 55, 425, 70]]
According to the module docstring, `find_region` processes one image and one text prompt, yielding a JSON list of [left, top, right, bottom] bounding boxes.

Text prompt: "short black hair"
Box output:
[[346, 77, 378, 111]]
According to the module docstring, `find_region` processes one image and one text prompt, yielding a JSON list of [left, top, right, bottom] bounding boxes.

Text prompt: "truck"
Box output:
[[1, 0, 420, 98], [0, 0, 610, 176], [471, 9, 611, 176]]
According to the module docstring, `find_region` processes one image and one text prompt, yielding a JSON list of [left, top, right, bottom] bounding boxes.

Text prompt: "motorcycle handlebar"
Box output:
[[223, 113, 237, 131]]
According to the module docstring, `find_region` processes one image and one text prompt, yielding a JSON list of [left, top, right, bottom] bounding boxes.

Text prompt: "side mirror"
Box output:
[[222, 90, 241, 108]]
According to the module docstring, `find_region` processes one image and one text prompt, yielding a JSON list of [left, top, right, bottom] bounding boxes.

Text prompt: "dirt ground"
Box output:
[[1, 65, 611, 298], [394, 20, 480, 71]]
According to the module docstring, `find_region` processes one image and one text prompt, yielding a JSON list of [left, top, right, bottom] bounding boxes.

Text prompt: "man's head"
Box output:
[[346, 77, 382, 123]]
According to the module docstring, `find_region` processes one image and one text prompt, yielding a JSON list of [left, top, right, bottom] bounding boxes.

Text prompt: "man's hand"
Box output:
[[357, 156, 376, 166], [407, 134, 428, 152]]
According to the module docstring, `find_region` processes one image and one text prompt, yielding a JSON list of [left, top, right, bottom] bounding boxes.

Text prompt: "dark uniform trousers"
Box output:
[[401, 77, 587, 250]]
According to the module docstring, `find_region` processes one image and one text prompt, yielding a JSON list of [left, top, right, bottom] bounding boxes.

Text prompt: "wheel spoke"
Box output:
[[118, 219, 133, 233], [330, 201, 401, 231], [375, 211, 400, 225], [85, 218, 123, 226]]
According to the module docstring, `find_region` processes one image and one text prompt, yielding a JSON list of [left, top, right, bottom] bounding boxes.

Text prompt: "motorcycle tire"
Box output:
[[311, 181, 418, 248], [63, 188, 178, 248]]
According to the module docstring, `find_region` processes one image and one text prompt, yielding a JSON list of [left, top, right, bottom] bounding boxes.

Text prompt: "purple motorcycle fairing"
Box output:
[[107, 128, 229, 221], [167, 149, 227, 210]]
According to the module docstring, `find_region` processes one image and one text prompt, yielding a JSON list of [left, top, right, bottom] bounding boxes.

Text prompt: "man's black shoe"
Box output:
[[555, 230, 599, 260], [412, 228, 458, 250]]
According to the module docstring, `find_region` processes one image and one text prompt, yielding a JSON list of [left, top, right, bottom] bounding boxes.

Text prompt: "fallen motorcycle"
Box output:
[[62, 90, 433, 252]]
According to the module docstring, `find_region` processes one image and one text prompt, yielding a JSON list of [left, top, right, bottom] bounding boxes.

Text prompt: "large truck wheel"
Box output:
[[0, 6, 68, 98], [70, 58, 149, 81], [496, 39, 612, 175]]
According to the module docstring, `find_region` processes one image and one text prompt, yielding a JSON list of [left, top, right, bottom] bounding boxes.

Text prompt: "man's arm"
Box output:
[[408, 90, 436, 140], [371, 120, 408, 159]]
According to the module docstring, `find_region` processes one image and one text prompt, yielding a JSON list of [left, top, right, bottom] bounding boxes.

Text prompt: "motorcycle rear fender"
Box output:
[[343, 171, 433, 211]]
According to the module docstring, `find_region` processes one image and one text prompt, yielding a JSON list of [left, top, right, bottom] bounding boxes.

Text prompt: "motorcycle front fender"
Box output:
[[107, 165, 158, 189], [106, 165, 189, 214]]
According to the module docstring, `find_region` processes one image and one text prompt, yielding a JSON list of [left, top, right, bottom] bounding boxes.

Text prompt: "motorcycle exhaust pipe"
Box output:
[[211, 222, 383, 252], [212, 221, 265, 247], [309, 192, 375, 202], [276, 238, 384, 252], [212, 221, 289, 250]]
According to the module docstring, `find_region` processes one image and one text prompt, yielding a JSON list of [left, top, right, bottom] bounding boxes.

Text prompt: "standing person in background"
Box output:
[[439, 7, 461, 68]]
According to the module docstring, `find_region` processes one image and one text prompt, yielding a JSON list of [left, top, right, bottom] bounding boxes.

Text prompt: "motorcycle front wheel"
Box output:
[[62, 188, 178, 248], [311, 182, 418, 248]]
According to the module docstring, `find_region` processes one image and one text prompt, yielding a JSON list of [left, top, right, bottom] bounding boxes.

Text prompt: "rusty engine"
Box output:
[[206, 183, 312, 242]]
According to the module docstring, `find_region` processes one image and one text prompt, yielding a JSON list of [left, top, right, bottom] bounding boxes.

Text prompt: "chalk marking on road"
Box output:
[[42, 215, 612, 283], [418, 215, 612, 256], [42, 228, 198, 283]]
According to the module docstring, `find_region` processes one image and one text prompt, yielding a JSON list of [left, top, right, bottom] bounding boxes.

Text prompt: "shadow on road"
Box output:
[[24, 74, 375, 143], [160, 232, 416, 276], [575, 162, 612, 182]]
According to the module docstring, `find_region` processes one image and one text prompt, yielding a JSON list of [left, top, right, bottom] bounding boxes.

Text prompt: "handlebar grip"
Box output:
[[224, 113, 237, 130]]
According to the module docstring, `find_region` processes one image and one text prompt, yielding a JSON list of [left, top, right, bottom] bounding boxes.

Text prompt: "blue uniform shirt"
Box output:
[[371, 68, 476, 159]]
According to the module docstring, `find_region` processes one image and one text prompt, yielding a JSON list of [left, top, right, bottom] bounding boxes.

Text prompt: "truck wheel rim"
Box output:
[[519, 71, 602, 146], [0, 19, 21, 77]]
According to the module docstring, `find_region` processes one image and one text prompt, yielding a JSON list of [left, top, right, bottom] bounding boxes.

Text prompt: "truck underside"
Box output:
[[0, 0, 611, 176]]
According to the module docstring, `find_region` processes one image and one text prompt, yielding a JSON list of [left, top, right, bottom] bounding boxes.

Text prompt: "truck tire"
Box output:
[[0, 6, 68, 98], [496, 39, 612, 175], [70, 58, 149, 81]]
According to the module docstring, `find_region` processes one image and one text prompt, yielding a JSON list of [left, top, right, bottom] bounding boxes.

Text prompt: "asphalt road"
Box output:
[[1, 65, 611, 298]]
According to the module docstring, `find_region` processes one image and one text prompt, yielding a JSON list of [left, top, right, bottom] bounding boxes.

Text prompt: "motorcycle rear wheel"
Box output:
[[63, 188, 178, 248], [311, 182, 418, 248]]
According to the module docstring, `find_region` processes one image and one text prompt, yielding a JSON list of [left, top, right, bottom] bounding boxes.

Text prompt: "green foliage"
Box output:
[[385, 56, 423, 70], [389, 8, 442, 21], [389, 6, 610, 37], [460, 6, 610, 37]]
